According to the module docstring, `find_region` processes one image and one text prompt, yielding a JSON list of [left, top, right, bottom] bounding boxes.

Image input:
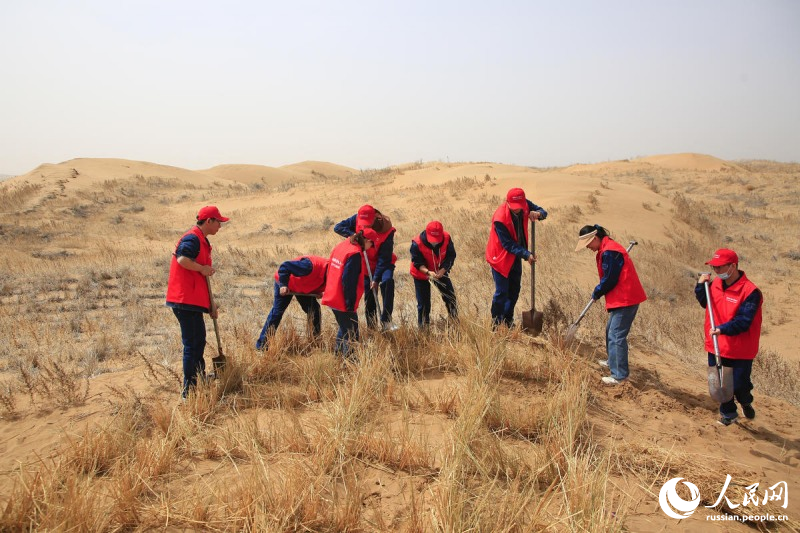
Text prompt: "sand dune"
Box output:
[[1, 152, 798, 531], [564, 152, 744, 175], [17, 157, 225, 186]]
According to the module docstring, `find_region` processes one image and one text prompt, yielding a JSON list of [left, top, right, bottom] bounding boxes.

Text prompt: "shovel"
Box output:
[[522, 219, 544, 335], [703, 279, 734, 403], [564, 240, 637, 347], [205, 276, 226, 374], [363, 250, 383, 320]]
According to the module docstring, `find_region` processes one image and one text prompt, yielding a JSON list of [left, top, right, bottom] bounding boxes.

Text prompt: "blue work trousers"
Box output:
[[491, 261, 522, 328], [172, 308, 206, 397]]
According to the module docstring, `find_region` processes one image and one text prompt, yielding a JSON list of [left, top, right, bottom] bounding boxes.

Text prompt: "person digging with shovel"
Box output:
[[334, 205, 398, 331], [322, 228, 378, 360], [410, 220, 457, 328], [256, 255, 329, 351], [575, 224, 646, 385], [486, 188, 547, 329], [166, 205, 228, 399], [695, 248, 762, 426]]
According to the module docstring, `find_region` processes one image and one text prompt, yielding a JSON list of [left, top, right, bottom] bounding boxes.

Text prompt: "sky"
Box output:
[[1, 0, 798, 175]]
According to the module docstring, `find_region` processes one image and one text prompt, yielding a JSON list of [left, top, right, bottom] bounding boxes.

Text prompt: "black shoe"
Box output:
[[742, 404, 756, 419], [718, 415, 738, 426]]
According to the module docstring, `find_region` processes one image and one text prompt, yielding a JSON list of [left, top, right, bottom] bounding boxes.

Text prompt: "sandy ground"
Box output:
[[1, 152, 798, 529]]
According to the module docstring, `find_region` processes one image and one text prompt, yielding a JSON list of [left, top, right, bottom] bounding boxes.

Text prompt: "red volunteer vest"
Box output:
[[364, 226, 397, 275], [410, 232, 452, 280], [321, 241, 366, 312], [704, 272, 762, 360], [486, 204, 529, 277], [166, 225, 212, 309], [595, 237, 647, 310], [274, 256, 328, 295]]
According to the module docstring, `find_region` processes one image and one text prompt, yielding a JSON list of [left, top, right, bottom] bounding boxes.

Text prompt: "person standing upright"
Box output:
[[166, 206, 228, 399], [575, 224, 647, 385], [334, 204, 398, 330], [410, 220, 457, 327], [486, 188, 547, 328], [696, 248, 763, 426]]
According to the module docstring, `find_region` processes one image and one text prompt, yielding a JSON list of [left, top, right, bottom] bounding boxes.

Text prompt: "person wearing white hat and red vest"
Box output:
[[166, 206, 229, 398], [255, 255, 329, 351], [696, 248, 762, 426], [410, 220, 457, 327], [334, 205, 398, 330], [322, 228, 378, 359], [486, 188, 547, 328], [575, 224, 647, 385]]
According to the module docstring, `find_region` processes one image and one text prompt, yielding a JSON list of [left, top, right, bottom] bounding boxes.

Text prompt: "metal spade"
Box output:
[[703, 279, 734, 403], [522, 218, 544, 335]]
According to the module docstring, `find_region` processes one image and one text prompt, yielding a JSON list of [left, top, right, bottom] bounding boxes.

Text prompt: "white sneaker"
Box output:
[[382, 322, 400, 332], [597, 359, 609, 368], [602, 376, 625, 385]]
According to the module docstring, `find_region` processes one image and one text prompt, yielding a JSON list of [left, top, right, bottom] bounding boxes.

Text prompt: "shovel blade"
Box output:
[[522, 309, 544, 336], [212, 355, 226, 373], [707, 365, 734, 403], [563, 323, 580, 349]]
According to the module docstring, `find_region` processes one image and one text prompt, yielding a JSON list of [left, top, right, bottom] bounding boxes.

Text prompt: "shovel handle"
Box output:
[[363, 250, 383, 317], [571, 297, 596, 328], [206, 276, 224, 358], [530, 219, 537, 309], [703, 280, 722, 368]]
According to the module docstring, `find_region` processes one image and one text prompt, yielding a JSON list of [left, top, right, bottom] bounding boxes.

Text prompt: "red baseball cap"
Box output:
[[356, 204, 376, 230], [705, 248, 738, 266], [425, 220, 444, 244], [197, 205, 229, 222], [361, 228, 379, 243], [506, 188, 527, 210]]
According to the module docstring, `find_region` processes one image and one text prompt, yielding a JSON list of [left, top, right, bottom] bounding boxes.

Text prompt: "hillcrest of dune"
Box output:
[[200, 161, 357, 186], [20, 158, 223, 186], [200, 164, 300, 185], [564, 152, 743, 174], [635, 152, 744, 171], [279, 161, 358, 178]]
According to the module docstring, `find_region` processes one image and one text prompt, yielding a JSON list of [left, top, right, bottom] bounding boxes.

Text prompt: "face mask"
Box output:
[[717, 265, 734, 280]]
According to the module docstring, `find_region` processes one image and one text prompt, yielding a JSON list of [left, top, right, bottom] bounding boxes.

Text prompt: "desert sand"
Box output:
[[1, 153, 798, 530]]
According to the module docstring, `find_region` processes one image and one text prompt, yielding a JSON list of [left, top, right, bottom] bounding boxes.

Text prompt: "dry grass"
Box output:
[[1, 160, 799, 530]]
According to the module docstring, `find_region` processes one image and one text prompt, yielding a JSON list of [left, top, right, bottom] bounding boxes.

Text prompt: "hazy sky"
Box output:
[[1, 1, 798, 175]]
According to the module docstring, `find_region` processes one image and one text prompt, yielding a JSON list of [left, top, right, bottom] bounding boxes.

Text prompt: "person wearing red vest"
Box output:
[[575, 224, 647, 385], [166, 205, 229, 398], [334, 205, 398, 330], [322, 228, 378, 359], [696, 248, 762, 425], [486, 188, 547, 328], [256, 255, 329, 351], [410, 221, 458, 327]]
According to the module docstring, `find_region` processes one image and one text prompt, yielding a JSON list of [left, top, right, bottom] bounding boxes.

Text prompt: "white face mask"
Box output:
[[717, 264, 734, 280]]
